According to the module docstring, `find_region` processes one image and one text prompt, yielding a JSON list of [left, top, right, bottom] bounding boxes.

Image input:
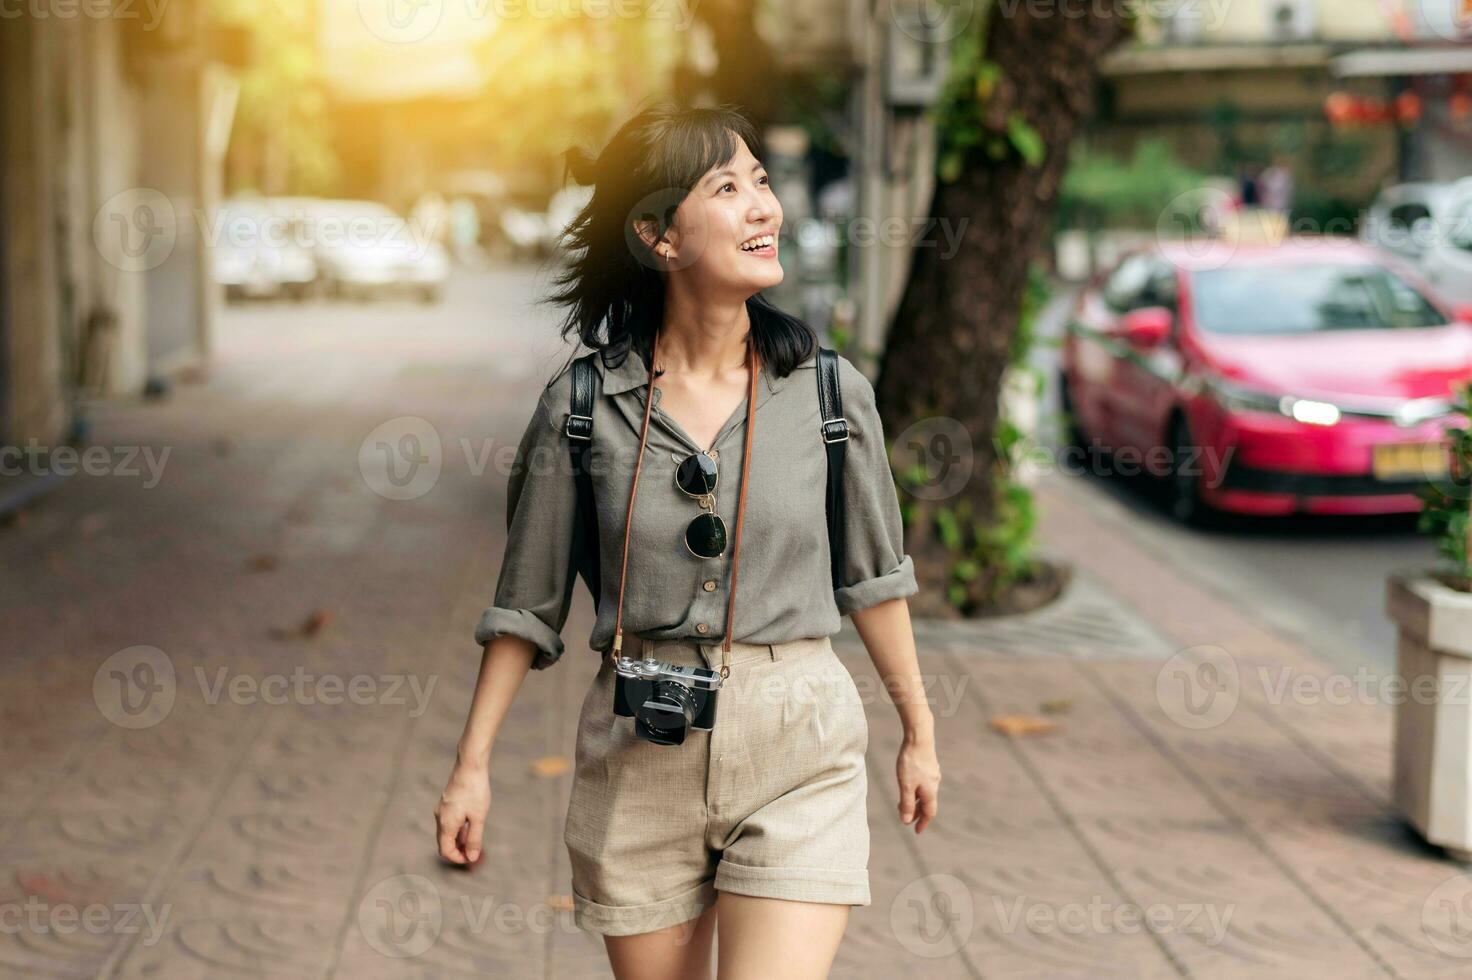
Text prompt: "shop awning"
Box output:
[[1332, 46, 1472, 77], [1103, 43, 1333, 76]]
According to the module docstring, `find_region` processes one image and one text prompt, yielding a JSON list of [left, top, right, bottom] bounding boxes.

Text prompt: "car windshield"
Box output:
[[1191, 263, 1448, 334]]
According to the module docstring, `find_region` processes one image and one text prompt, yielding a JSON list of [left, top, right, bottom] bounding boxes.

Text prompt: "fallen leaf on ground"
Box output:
[[531, 756, 570, 778], [269, 609, 332, 640], [247, 554, 279, 572], [547, 894, 574, 912], [1039, 698, 1072, 715], [990, 714, 1060, 737]]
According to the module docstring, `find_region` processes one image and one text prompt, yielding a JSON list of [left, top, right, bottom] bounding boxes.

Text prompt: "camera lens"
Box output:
[[636, 679, 699, 745]]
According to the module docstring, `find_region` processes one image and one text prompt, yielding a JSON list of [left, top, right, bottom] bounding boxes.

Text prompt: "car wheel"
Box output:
[[1057, 369, 1088, 450], [1167, 415, 1216, 527]]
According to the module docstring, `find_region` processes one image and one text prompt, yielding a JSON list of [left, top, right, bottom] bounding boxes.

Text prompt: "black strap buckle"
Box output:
[[821, 417, 849, 443], [564, 413, 594, 441]]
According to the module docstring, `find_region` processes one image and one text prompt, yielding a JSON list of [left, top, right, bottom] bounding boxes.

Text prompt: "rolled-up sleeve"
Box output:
[[832, 364, 919, 616], [474, 389, 578, 670]]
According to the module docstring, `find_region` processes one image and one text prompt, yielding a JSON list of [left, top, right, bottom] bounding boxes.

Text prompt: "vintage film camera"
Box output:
[[612, 655, 724, 745]]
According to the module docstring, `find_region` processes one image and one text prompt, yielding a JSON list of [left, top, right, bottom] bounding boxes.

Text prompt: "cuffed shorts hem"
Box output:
[[714, 859, 871, 907], [571, 878, 717, 937]]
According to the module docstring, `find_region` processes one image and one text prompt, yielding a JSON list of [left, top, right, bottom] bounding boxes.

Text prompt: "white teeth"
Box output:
[[740, 234, 774, 251]]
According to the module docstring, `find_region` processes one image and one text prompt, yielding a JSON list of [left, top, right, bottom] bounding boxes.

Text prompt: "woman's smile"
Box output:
[[739, 231, 778, 259]]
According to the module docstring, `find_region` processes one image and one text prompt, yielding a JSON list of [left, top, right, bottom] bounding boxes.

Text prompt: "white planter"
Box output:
[[1388, 572, 1472, 861]]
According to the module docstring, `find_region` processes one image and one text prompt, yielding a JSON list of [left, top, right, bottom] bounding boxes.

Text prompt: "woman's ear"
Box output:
[[632, 218, 667, 257]]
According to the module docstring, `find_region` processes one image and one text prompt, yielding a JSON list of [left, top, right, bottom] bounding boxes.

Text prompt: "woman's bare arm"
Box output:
[[850, 597, 940, 833], [435, 635, 538, 865]]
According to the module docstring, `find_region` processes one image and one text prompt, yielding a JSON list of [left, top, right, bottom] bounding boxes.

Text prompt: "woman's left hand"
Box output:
[[896, 731, 940, 833]]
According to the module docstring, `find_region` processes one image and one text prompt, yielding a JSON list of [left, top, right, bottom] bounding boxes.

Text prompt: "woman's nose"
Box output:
[[748, 193, 776, 222]]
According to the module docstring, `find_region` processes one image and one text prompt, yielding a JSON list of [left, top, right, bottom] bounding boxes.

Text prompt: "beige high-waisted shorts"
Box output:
[[563, 633, 871, 937]]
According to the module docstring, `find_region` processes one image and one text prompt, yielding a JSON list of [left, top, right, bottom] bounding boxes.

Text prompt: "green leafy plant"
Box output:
[[1417, 382, 1472, 592], [1057, 139, 1211, 231]]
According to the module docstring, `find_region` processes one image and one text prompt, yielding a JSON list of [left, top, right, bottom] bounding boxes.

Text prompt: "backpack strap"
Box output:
[[564, 353, 601, 613], [816, 347, 849, 591]]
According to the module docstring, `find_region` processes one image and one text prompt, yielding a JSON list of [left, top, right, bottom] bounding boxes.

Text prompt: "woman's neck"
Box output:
[[656, 286, 752, 378]]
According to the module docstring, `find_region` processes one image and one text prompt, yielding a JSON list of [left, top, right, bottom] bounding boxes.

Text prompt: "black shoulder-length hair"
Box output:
[[544, 99, 817, 381]]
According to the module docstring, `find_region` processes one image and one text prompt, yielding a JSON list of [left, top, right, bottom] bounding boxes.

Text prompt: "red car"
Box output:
[[1059, 239, 1472, 523]]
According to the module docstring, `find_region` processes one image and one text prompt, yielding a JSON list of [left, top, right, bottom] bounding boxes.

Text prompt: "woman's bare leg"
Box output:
[[603, 902, 719, 980], [714, 894, 849, 980]]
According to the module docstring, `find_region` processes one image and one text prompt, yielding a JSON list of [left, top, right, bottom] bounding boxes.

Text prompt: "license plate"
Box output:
[[1372, 441, 1449, 481]]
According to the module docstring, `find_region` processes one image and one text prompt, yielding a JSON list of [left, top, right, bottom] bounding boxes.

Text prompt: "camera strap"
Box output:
[[602, 328, 760, 679]]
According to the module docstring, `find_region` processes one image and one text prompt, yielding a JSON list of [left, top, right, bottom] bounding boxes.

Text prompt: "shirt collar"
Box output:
[[595, 345, 812, 397]]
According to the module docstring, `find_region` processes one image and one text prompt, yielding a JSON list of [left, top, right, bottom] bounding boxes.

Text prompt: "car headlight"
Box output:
[[1200, 376, 1342, 426]]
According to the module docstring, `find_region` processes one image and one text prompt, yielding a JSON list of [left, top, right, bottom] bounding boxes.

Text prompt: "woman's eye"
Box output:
[[757, 175, 769, 186], [720, 183, 736, 193]]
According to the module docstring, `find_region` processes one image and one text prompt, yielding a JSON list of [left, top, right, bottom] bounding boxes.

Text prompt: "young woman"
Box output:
[[435, 102, 941, 980]]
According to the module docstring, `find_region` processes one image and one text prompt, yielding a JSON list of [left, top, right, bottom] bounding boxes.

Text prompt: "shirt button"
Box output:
[[702, 580, 717, 592], [695, 623, 709, 634]]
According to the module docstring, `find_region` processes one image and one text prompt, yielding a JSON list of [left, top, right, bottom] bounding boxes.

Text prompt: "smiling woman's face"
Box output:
[[664, 136, 784, 296]]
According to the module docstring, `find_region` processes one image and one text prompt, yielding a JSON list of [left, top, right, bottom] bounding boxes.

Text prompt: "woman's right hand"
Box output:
[[435, 762, 492, 865]]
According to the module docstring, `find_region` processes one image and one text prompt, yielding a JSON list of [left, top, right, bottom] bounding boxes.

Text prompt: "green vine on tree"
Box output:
[[934, 25, 1047, 182]]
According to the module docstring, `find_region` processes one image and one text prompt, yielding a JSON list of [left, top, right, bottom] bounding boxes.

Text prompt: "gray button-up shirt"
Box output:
[[475, 346, 918, 670]]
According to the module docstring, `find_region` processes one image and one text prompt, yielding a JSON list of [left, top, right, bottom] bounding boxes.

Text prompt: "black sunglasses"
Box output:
[[675, 450, 726, 559]]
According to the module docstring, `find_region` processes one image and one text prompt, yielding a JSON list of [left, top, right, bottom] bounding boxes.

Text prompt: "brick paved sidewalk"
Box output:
[[2, 293, 1470, 977]]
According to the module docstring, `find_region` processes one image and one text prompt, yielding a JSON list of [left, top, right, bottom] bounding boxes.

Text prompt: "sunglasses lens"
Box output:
[[685, 513, 727, 559], [676, 452, 718, 497]]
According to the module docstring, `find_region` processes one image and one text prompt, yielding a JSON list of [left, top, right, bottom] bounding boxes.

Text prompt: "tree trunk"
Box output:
[[684, 0, 779, 130], [875, 5, 1128, 612]]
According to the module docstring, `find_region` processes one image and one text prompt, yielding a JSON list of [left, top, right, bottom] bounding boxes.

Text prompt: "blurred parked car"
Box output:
[[1363, 179, 1472, 306], [269, 197, 449, 303], [210, 198, 316, 301], [1060, 240, 1472, 523], [498, 185, 592, 259]]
